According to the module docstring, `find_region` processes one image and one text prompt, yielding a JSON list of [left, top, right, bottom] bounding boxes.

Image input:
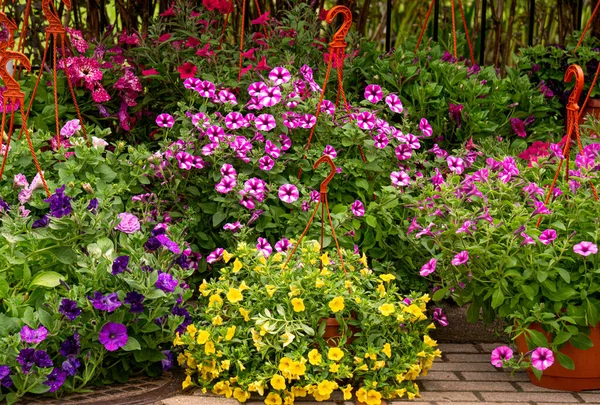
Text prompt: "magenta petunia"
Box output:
[[323, 145, 337, 158], [385, 94, 403, 113], [490, 345, 513, 367], [278, 184, 299, 203], [395, 144, 412, 161], [265, 140, 281, 159], [275, 238, 292, 252], [420, 258, 437, 276], [255, 114, 276, 131], [223, 222, 243, 232], [20, 325, 48, 344], [215, 177, 236, 194], [419, 118, 433, 137], [531, 347, 554, 371], [404, 133, 421, 150], [351, 200, 365, 217], [268, 67, 291, 85], [256, 237, 273, 257], [206, 248, 224, 263], [319, 99, 335, 115], [191, 112, 209, 128], [391, 171, 410, 187], [183, 77, 201, 91], [259, 156, 275, 171], [364, 84, 383, 103], [539, 229, 557, 245], [573, 241, 598, 256], [279, 134, 292, 151], [373, 134, 389, 149], [115, 212, 140, 233], [248, 82, 268, 97], [258, 86, 282, 107], [156, 113, 174, 128], [356, 111, 375, 130], [218, 89, 237, 105], [225, 112, 247, 130], [447, 156, 465, 175], [98, 322, 128, 352], [451, 251, 469, 266]]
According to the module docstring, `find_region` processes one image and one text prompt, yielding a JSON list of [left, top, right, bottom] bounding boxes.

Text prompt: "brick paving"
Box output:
[[158, 343, 600, 404]]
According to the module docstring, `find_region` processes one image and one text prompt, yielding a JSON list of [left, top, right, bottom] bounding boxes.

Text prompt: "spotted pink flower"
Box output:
[[391, 171, 410, 187], [419, 118, 433, 137], [573, 241, 598, 256], [531, 347, 554, 371], [259, 156, 275, 171], [278, 184, 299, 203], [395, 144, 412, 161], [364, 84, 383, 103], [385, 94, 403, 113], [451, 251, 469, 266], [356, 111, 375, 130], [268, 67, 291, 85], [258, 86, 282, 107], [490, 346, 513, 367], [351, 200, 365, 217], [420, 258, 437, 276], [255, 114, 276, 131], [156, 113, 174, 128]]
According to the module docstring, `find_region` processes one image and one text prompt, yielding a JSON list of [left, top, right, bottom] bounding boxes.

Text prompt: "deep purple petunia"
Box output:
[[33, 350, 53, 368], [44, 185, 72, 218], [44, 368, 67, 392], [59, 299, 81, 321], [156, 234, 181, 253], [0, 365, 12, 388], [0, 197, 9, 212], [59, 332, 80, 357], [124, 291, 145, 313], [61, 357, 81, 376], [87, 198, 99, 212], [161, 350, 173, 370], [111, 256, 130, 275], [20, 325, 48, 344], [32, 215, 50, 228], [156, 272, 178, 293], [89, 292, 122, 312], [144, 236, 161, 251], [98, 322, 128, 352], [17, 348, 36, 373]]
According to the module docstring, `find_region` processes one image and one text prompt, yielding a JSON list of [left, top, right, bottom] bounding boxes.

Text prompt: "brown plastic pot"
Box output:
[[579, 97, 600, 130], [515, 322, 600, 391], [321, 317, 360, 347]]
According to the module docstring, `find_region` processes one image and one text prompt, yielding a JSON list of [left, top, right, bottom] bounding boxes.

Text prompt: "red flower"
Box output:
[[252, 32, 267, 47], [142, 68, 159, 76], [318, 8, 329, 21], [255, 55, 270, 71], [217, 0, 232, 14], [185, 36, 201, 48], [158, 33, 172, 43], [518, 141, 549, 166], [196, 44, 214, 58], [241, 48, 257, 61], [251, 11, 270, 25], [160, 4, 175, 17], [177, 62, 197, 79], [202, 0, 219, 10], [240, 64, 253, 77]]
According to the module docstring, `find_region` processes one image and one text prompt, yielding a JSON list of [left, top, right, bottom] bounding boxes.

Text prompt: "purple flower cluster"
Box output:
[[44, 185, 72, 218]]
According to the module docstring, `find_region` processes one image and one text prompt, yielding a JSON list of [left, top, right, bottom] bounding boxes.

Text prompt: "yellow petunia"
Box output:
[[239, 280, 250, 291], [308, 349, 322, 365], [212, 315, 223, 325], [342, 384, 353, 400], [199, 280, 210, 296], [233, 258, 243, 273], [280, 331, 295, 347], [239, 308, 250, 321], [196, 330, 210, 345], [265, 392, 282, 405], [379, 303, 395, 316], [233, 387, 250, 403], [315, 279, 325, 288], [291, 298, 305, 312], [186, 324, 197, 339], [225, 325, 236, 341], [270, 374, 286, 391], [258, 256, 267, 265], [205, 341, 216, 355], [377, 283, 386, 297], [379, 273, 396, 282], [226, 287, 243, 303], [424, 335, 438, 347], [279, 357, 292, 372], [328, 296, 345, 313], [356, 388, 368, 403], [289, 361, 306, 376], [272, 253, 283, 262], [329, 363, 340, 373], [327, 347, 344, 361], [359, 253, 368, 266], [320, 252, 330, 266], [173, 333, 184, 346], [382, 343, 392, 358], [266, 285, 277, 297], [222, 250, 234, 263], [209, 294, 223, 307], [366, 390, 382, 405], [316, 380, 337, 396], [182, 375, 193, 390], [418, 293, 431, 303], [291, 386, 307, 397]]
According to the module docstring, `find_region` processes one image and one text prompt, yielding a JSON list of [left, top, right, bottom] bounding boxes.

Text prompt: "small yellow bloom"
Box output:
[[345, 280, 353, 289], [272, 252, 283, 262], [377, 283, 386, 297], [312, 242, 321, 252], [424, 335, 438, 347], [279, 357, 292, 372], [407, 392, 416, 400], [379, 273, 396, 282], [382, 343, 392, 358], [379, 303, 395, 316], [359, 253, 368, 266], [204, 341, 216, 355], [212, 315, 223, 325], [290, 361, 306, 376], [266, 285, 277, 297], [308, 349, 322, 365], [288, 285, 300, 297], [232, 258, 243, 272], [357, 363, 368, 371], [233, 387, 250, 403], [239, 280, 250, 291], [316, 380, 337, 396], [173, 333, 184, 346], [226, 287, 243, 303], [342, 384, 353, 400], [220, 359, 231, 370], [265, 392, 282, 405], [328, 296, 345, 313], [280, 331, 295, 347], [199, 280, 210, 296], [270, 374, 286, 391], [177, 353, 186, 366], [366, 390, 382, 405], [196, 330, 209, 344], [225, 325, 236, 341], [329, 363, 340, 372], [222, 250, 234, 263], [209, 294, 223, 307], [258, 256, 267, 265], [320, 252, 330, 266], [419, 293, 431, 303], [186, 324, 197, 338], [291, 386, 307, 397], [356, 388, 368, 403], [239, 308, 250, 321], [327, 347, 344, 361], [315, 279, 325, 288], [373, 360, 385, 370], [182, 375, 193, 390], [291, 298, 305, 312]]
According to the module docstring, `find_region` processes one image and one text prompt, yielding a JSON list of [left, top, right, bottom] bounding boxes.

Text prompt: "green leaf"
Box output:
[[531, 366, 543, 381], [555, 351, 575, 370], [432, 286, 448, 301], [491, 288, 505, 309], [212, 211, 227, 227], [356, 179, 369, 191], [28, 384, 50, 394], [37, 308, 55, 330], [570, 332, 594, 350], [29, 271, 65, 288], [548, 287, 577, 302], [552, 331, 572, 346], [527, 329, 549, 348], [122, 337, 141, 351], [145, 289, 166, 300], [557, 268, 570, 283], [97, 163, 117, 182], [0, 278, 8, 299], [365, 215, 377, 228], [51, 247, 77, 264], [466, 302, 480, 323], [521, 284, 535, 300], [536, 271, 548, 282]]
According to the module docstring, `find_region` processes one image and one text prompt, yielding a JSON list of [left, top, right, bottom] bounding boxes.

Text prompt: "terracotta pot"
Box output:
[[579, 97, 600, 133], [321, 317, 360, 347], [515, 322, 600, 391]]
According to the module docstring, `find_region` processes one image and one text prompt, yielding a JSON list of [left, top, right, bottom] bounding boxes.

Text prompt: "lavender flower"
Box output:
[[156, 272, 178, 293], [115, 212, 140, 233], [573, 241, 598, 256], [20, 325, 48, 344], [99, 322, 128, 352], [89, 292, 122, 312], [87, 198, 99, 212], [0, 365, 12, 388], [61, 357, 80, 376], [161, 350, 173, 371]]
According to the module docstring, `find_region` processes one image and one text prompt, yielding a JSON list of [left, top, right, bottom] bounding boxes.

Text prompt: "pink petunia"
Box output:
[[323, 145, 337, 158], [356, 111, 375, 130], [268, 67, 291, 85], [420, 258, 437, 276], [215, 177, 236, 194], [490, 346, 513, 367], [390, 171, 410, 187], [259, 156, 275, 171], [258, 86, 281, 107], [364, 84, 383, 103], [196, 80, 215, 98], [395, 144, 412, 161], [255, 114, 276, 131], [539, 229, 557, 245], [419, 118, 433, 137], [156, 113, 174, 128], [573, 241, 598, 256], [373, 134, 389, 149], [351, 200, 365, 217], [265, 140, 281, 159], [385, 94, 403, 113], [451, 251, 469, 266], [531, 347, 554, 371], [278, 184, 299, 203], [256, 237, 273, 257], [447, 156, 465, 174]]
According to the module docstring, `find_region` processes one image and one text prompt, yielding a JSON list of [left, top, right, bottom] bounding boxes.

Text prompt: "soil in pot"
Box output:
[[515, 322, 600, 391]]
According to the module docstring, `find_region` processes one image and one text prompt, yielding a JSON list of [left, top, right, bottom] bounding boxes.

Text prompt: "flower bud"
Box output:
[[82, 183, 94, 194], [116, 141, 126, 151]]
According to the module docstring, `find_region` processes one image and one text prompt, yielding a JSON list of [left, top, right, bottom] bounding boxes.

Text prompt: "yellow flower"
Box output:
[[320, 252, 330, 265], [394, 388, 406, 398], [182, 375, 193, 390], [379, 303, 395, 316], [196, 330, 209, 344], [418, 293, 431, 303], [291, 298, 305, 312], [382, 343, 392, 358], [258, 256, 267, 265], [366, 390, 382, 405], [229, 257, 243, 272], [239, 281, 250, 291], [329, 363, 340, 372], [279, 357, 292, 372], [342, 384, 353, 400], [270, 374, 286, 391], [312, 241, 321, 252], [177, 353, 186, 366], [222, 250, 234, 263], [376, 283, 386, 297], [212, 315, 223, 325], [379, 273, 396, 282], [199, 280, 210, 296], [315, 279, 325, 288], [404, 363, 421, 380], [226, 287, 243, 303], [280, 331, 295, 347], [272, 252, 283, 262], [265, 392, 282, 405], [328, 296, 345, 313], [407, 392, 416, 400], [233, 388, 250, 403], [239, 308, 250, 321], [356, 388, 368, 403], [220, 359, 231, 370], [291, 386, 307, 397], [209, 294, 223, 307], [316, 380, 337, 396], [205, 341, 216, 355], [289, 361, 306, 376], [308, 349, 322, 365], [225, 325, 236, 341], [186, 324, 197, 338], [417, 350, 427, 357], [357, 364, 368, 371], [173, 333, 184, 346], [327, 347, 344, 361], [266, 285, 277, 297], [373, 360, 385, 369], [248, 381, 265, 396], [359, 253, 368, 266], [288, 285, 300, 297], [424, 335, 438, 347]]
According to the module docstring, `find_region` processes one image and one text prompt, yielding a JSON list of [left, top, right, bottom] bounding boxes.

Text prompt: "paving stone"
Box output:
[[432, 362, 498, 372], [480, 392, 579, 402], [419, 371, 460, 381], [437, 343, 480, 353], [162, 396, 240, 405], [443, 353, 494, 363], [403, 391, 479, 402], [516, 382, 572, 392], [422, 381, 516, 392], [579, 393, 600, 403], [460, 371, 529, 381], [478, 343, 513, 353]]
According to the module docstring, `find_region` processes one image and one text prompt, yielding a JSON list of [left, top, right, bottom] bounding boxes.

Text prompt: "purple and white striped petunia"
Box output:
[[351, 200, 365, 217], [248, 82, 268, 97], [278, 184, 299, 203], [323, 145, 337, 158], [447, 156, 465, 175], [256, 237, 273, 257], [356, 111, 376, 130], [373, 134, 389, 149], [196, 80, 215, 97], [220, 163, 237, 179], [175, 151, 194, 170], [268, 67, 291, 85], [206, 125, 225, 142], [265, 140, 281, 159], [275, 238, 292, 252], [206, 248, 224, 263], [319, 99, 335, 115], [258, 156, 275, 171], [404, 134, 421, 150], [255, 114, 276, 131], [420, 258, 437, 276], [419, 118, 433, 137], [258, 86, 282, 107], [364, 84, 383, 103], [395, 144, 412, 161], [223, 222, 243, 232], [183, 77, 201, 91], [156, 113, 174, 128], [391, 171, 410, 187], [215, 177, 237, 194], [218, 89, 237, 105], [299, 114, 317, 129], [191, 112, 209, 128], [279, 134, 292, 151], [385, 94, 403, 113], [539, 229, 557, 245], [225, 112, 247, 130]]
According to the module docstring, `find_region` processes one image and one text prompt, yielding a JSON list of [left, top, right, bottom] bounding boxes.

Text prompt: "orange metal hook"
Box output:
[[42, 0, 71, 34], [314, 155, 336, 194], [565, 64, 584, 113], [0, 12, 17, 50], [326, 6, 352, 49]]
